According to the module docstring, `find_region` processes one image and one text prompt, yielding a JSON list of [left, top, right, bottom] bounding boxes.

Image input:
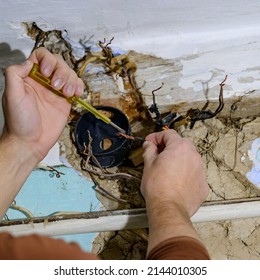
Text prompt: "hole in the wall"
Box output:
[[98, 110, 114, 119], [100, 138, 113, 150]]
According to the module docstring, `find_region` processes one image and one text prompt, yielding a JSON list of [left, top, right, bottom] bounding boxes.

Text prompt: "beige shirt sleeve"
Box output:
[[0, 232, 99, 260], [147, 236, 210, 260]]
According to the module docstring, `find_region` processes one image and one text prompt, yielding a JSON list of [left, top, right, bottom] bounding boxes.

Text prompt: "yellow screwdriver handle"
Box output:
[[28, 63, 125, 133], [29, 63, 110, 124]]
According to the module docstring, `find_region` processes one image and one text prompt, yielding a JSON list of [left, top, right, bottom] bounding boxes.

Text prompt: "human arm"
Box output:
[[141, 130, 209, 258], [0, 232, 99, 260], [0, 47, 84, 220]]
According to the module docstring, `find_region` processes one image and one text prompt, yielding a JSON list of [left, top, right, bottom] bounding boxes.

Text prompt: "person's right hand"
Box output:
[[141, 129, 209, 217]]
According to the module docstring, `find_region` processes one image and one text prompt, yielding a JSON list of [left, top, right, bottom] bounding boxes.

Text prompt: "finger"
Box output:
[[60, 70, 79, 98], [29, 47, 72, 85], [50, 54, 84, 97], [53, 67, 84, 98], [75, 77, 85, 97], [28, 47, 58, 77], [142, 140, 158, 166], [29, 48, 84, 98], [50, 58, 71, 92], [145, 130, 180, 147]]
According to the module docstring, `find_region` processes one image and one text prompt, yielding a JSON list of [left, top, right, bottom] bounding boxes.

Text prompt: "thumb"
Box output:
[[4, 60, 34, 100], [142, 140, 158, 166]]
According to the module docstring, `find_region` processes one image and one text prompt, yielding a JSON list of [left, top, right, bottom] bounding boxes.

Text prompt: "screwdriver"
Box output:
[[28, 63, 125, 134]]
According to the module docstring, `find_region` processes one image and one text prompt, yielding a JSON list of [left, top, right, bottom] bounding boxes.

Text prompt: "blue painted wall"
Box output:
[[4, 166, 102, 252]]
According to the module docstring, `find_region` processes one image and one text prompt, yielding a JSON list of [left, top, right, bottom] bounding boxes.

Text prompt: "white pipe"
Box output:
[[0, 210, 148, 237], [1, 200, 260, 237], [192, 200, 260, 222]]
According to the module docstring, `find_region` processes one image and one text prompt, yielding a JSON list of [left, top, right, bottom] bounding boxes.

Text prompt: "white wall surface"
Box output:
[[1, 0, 260, 131]]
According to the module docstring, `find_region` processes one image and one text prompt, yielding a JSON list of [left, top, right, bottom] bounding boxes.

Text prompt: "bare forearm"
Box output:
[[0, 135, 38, 219], [146, 199, 202, 255]]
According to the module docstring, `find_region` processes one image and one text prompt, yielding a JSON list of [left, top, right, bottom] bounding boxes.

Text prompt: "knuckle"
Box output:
[[37, 46, 48, 52], [53, 53, 64, 61], [5, 65, 15, 74]]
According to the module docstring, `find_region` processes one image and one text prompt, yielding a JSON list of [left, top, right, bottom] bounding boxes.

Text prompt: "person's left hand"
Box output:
[[2, 47, 84, 162]]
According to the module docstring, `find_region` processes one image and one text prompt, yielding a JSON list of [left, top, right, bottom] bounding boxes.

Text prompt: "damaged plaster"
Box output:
[[1, 0, 260, 259], [2, 0, 260, 123]]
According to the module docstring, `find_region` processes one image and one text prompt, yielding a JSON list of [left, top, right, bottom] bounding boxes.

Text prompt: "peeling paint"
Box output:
[[38, 142, 63, 167]]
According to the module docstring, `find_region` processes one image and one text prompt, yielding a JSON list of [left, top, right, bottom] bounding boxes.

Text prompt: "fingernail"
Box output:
[[143, 141, 149, 148], [76, 85, 83, 95], [42, 66, 52, 77], [53, 78, 63, 89], [64, 84, 74, 96]]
